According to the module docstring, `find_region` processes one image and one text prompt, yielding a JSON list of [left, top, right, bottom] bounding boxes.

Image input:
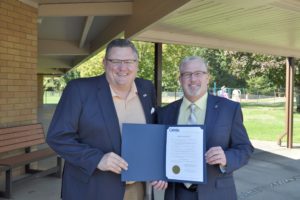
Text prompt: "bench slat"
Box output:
[[0, 134, 44, 147], [0, 148, 56, 167], [0, 129, 43, 141], [0, 124, 62, 199], [0, 124, 42, 135], [0, 139, 45, 153]]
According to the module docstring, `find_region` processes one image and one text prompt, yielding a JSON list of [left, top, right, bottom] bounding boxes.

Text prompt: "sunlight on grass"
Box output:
[[43, 93, 300, 143], [242, 103, 300, 143]]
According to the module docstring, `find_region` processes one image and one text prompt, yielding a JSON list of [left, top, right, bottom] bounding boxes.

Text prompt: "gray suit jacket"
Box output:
[[158, 94, 253, 200], [46, 74, 156, 200]]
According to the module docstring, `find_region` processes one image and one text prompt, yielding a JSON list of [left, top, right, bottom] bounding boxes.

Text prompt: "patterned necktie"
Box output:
[[184, 103, 197, 188], [187, 104, 197, 125]]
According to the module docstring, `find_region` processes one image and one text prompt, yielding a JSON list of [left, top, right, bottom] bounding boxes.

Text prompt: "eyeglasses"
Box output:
[[180, 71, 208, 79], [106, 58, 137, 66]]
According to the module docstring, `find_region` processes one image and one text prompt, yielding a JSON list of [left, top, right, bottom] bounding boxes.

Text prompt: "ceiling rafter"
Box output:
[[90, 0, 191, 53], [125, 0, 191, 38], [79, 16, 94, 48], [38, 56, 73, 70], [39, 40, 90, 56], [136, 29, 300, 57], [18, 0, 38, 8], [38, 2, 132, 17]]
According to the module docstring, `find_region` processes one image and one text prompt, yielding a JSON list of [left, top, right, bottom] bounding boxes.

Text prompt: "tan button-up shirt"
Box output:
[[110, 83, 146, 187], [110, 82, 146, 132]]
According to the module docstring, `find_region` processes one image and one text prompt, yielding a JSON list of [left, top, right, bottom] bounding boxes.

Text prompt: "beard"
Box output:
[[187, 85, 201, 96], [183, 85, 203, 101]]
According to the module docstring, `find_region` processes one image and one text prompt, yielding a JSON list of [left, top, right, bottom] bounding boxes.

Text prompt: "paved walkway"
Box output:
[[235, 140, 300, 200], [1, 140, 299, 200]]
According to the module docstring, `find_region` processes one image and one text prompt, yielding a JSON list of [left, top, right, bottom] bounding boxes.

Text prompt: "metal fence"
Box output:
[[162, 88, 300, 106], [43, 89, 300, 106]]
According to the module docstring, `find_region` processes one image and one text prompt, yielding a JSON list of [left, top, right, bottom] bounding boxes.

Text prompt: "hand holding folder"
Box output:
[[121, 123, 206, 184]]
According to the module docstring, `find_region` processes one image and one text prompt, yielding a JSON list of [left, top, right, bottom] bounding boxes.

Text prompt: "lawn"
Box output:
[[43, 92, 61, 104], [241, 102, 300, 143], [43, 92, 300, 143]]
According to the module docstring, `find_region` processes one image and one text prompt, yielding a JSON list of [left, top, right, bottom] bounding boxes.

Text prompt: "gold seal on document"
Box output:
[[172, 165, 180, 174]]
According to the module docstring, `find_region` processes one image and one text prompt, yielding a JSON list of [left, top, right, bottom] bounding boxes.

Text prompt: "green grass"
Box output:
[[43, 92, 61, 104], [241, 103, 300, 143], [43, 93, 300, 143]]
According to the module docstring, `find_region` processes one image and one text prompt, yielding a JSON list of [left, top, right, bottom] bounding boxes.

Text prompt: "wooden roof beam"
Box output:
[[79, 16, 94, 48], [90, 0, 191, 56], [39, 2, 132, 17], [39, 40, 90, 56], [136, 29, 300, 58], [125, 0, 191, 38]]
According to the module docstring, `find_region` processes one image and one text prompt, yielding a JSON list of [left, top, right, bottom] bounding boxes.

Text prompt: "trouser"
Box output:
[[175, 183, 198, 200], [124, 182, 144, 200]]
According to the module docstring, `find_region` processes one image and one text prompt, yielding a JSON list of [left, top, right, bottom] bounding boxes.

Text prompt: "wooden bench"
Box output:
[[0, 123, 62, 198]]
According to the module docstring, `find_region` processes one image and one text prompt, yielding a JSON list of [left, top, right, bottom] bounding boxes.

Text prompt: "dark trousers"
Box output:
[[174, 184, 198, 200]]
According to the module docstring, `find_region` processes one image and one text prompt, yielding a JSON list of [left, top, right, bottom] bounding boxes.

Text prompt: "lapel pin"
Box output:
[[151, 107, 155, 114], [143, 94, 147, 97]]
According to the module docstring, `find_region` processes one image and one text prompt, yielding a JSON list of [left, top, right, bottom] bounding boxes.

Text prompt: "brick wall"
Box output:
[[0, 0, 38, 128]]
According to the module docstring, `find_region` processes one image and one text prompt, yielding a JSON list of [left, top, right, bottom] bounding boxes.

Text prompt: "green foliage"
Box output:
[[162, 44, 206, 91], [44, 70, 80, 92], [45, 41, 300, 99], [76, 51, 105, 77], [247, 76, 276, 95], [61, 70, 80, 85], [200, 49, 247, 88], [43, 77, 61, 91], [133, 41, 155, 81]]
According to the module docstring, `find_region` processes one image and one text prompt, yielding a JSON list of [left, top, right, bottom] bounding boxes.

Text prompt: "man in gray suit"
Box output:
[[47, 39, 166, 200], [158, 56, 253, 200]]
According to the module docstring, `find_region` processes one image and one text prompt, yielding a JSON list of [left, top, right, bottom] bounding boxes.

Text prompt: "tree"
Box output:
[[162, 44, 206, 91], [76, 51, 105, 77], [133, 41, 155, 81], [50, 40, 300, 113], [61, 69, 81, 89], [200, 49, 247, 89]]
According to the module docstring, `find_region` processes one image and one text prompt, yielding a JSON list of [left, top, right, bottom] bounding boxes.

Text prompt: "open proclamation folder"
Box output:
[[121, 123, 206, 184]]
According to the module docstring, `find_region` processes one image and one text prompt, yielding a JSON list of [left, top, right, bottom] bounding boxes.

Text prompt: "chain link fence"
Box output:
[[162, 88, 300, 108], [43, 88, 300, 109]]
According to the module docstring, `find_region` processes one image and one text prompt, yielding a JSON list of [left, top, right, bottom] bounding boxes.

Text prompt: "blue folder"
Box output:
[[121, 123, 206, 184]]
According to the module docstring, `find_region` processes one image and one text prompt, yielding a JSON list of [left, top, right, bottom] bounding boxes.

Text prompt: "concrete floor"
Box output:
[[1, 140, 299, 200]]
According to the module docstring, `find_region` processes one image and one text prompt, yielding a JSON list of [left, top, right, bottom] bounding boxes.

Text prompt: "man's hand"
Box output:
[[151, 180, 168, 190], [97, 152, 128, 174], [205, 146, 227, 167]]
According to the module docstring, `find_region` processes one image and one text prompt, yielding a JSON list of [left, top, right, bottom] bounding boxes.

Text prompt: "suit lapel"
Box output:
[[204, 94, 220, 142], [163, 99, 182, 125], [135, 79, 152, 123], [96, 75, 121, 154], [169, 100, 182, 125]]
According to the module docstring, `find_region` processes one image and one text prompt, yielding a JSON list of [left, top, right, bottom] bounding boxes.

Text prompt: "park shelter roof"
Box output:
[[23, 0, 300, 75]]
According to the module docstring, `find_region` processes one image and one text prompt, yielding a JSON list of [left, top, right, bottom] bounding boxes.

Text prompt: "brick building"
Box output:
[[0, 0, 38, 128]]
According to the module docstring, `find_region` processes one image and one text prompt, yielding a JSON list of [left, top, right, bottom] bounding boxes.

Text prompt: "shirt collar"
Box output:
[[110, 82, 138, 99], [182, 92, 208, 111]]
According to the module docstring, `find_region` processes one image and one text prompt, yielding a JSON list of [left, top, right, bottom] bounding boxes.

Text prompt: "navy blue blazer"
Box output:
[[158, 94, 253, 200], [46, 74, 156, 200]]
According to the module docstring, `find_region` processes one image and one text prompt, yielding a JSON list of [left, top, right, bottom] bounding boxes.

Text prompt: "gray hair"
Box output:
[[179, 56, 209, 72], [105, 38, 139, 59]]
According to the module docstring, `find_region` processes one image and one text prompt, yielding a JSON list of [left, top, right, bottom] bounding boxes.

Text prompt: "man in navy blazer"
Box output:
[[158, 56, 253, 200], [47, 39, 166, 200]]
